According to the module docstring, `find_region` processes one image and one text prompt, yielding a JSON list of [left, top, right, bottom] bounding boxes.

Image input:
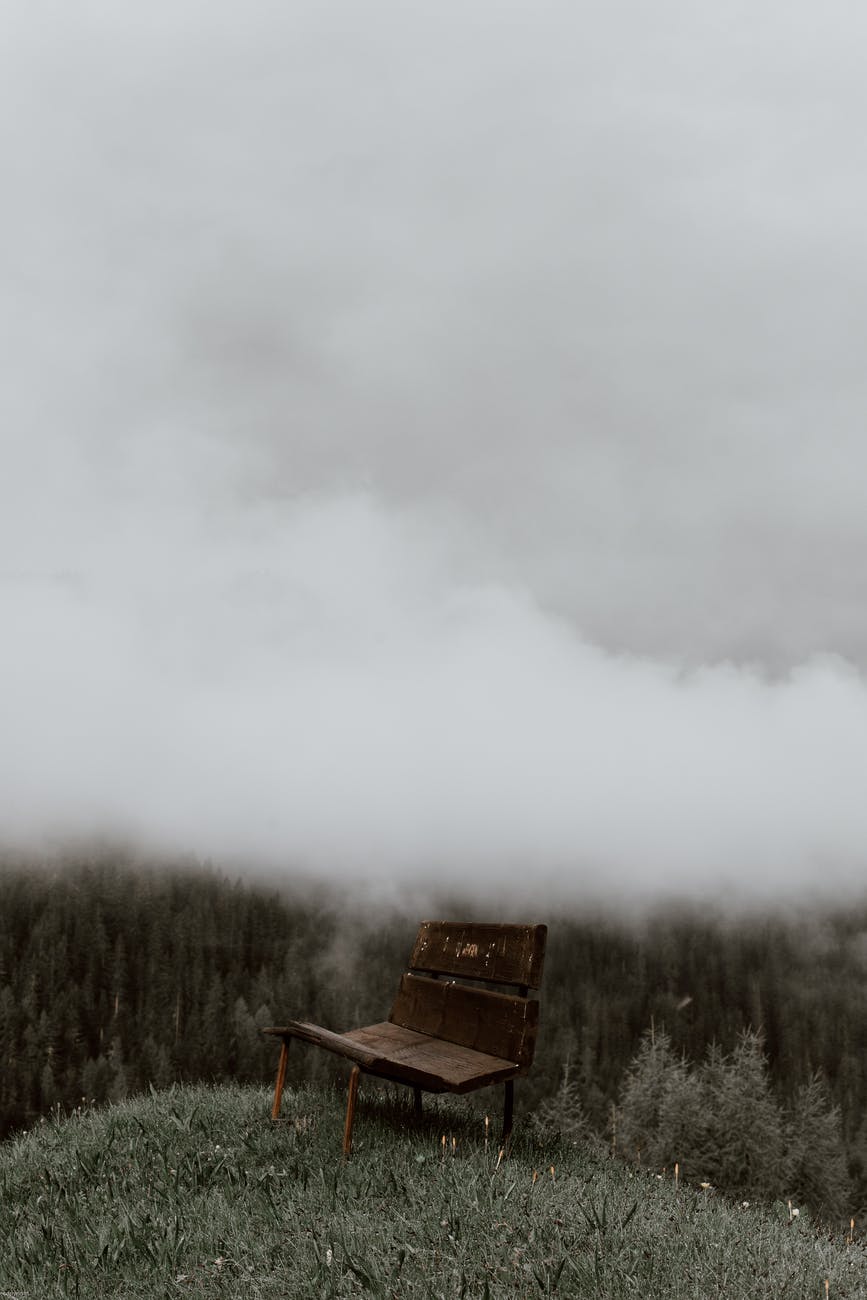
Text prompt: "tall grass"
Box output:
[[1, 1082, 865, 1298]]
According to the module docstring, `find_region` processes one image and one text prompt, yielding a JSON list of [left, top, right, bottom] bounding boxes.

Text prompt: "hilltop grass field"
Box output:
[[1, 1083, 865, 1299]]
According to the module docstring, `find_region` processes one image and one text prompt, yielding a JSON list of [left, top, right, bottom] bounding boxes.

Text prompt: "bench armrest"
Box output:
[[262, 1022, 381, 1069]]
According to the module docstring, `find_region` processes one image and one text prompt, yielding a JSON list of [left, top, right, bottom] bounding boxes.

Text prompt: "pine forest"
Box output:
[[2, 854, 865, 1223]]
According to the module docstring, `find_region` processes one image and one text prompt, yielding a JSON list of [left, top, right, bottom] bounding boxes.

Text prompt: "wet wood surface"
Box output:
[[409, 921, 547, 988], [263, 1021, 380, 1068], [344, 1020, 520, 1091], [389, 973, 538, 1067], [263, 1018, 522, 1091]]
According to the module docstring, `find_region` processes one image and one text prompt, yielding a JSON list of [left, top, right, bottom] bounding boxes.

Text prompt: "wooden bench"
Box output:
[[263, 921, 547, 1156]]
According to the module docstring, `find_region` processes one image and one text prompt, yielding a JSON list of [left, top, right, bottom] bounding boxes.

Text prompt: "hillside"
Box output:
[[5, 858, 867, 1162], [1, 1083, 865, 1299]]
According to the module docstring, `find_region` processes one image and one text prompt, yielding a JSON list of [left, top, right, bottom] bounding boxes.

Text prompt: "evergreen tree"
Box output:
[[701, 1030, 789, 1201], [617, 1029, 678, 1166], [787, 1074, 851, 1222], [653, 1055, 707, 1178], [532, 1058, 589, 1140]]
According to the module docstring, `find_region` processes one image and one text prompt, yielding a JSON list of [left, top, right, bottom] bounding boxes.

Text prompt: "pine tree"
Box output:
[[618, 1028, 678, 1166], [532, 1058, 589, 1140], [702, 1030, 788, 1201], [653, 1055, 707, 1178], [787, 1074, 851, 1223]]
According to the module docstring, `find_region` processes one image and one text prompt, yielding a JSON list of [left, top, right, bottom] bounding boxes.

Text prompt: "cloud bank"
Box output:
[[4, 478, 867, 903], [3, 1, 867, 900]]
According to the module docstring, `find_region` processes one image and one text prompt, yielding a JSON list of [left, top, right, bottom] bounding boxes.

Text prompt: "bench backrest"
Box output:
[[388, 922, 547, 1068]]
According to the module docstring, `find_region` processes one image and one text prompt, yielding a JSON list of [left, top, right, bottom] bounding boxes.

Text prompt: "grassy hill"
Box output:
[[1, 1083, 865, 1299]]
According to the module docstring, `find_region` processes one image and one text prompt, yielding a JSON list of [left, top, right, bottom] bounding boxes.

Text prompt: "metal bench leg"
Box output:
[[343, 1065, 361, 1158], [413, 1087, 423, 1120], [271, 1039, 289, 1120], [502, 1080, 514, 1143]]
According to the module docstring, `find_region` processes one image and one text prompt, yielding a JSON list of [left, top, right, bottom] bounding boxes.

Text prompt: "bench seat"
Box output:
[[268, 1019, 522, 1092]]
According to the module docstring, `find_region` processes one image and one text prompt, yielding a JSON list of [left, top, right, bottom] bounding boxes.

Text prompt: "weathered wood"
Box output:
[[389, 973, 538, 1067], [271, 1039, 289, 1120], [262, 1022, 381, 1069], [343, 1020, 521, 1091], [263, 920, 547, 1154], [264, 1019, 518, 1091], [409, 922, 547, 988], [343, 1065, 360, 1158]]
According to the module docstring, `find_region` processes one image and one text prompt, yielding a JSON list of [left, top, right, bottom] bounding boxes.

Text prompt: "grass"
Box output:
[[1, 1083, 866, 1299]]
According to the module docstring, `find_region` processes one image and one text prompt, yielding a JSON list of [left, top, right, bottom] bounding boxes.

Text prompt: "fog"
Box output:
[[4, 2, 867, 902]]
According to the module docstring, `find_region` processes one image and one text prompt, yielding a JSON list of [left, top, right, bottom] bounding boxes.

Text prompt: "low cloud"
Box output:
[[3, 481, 867, 905], [4, 2, 867, 903]]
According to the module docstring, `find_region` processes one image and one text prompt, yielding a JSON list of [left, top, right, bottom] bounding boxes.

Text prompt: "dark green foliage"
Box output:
[[704, 1030, 789, 1201], [617, 1030, 680, 1167], [0, 854, 407, 1137], [530, 1058, 591, 1141], [787, 1074, 851, 1222], [4, 853, 867, 1222], [654, 1054, 707, 1174], [613, 1028, 849, 1221], [617, 1030, 709, 1175]]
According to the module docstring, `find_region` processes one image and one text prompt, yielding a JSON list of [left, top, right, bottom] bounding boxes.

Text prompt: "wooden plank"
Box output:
[[343, 1021, 521, 1091], [264, 1018, 518, 1090], [409, 922, 547, 988], [388, 973, 539, 1068], [262, 1022, 381, 1069]]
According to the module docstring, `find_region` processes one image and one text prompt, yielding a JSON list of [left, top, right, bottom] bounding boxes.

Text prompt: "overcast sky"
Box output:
[[3, 2, 867, 903]]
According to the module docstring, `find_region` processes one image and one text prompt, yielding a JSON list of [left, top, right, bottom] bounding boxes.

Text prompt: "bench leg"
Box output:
[[271, 1039, 290, 1120], [502, 1080, 514, 1143], [413, 1087, 423, 1120], [343, 1065, 361, 1158]]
